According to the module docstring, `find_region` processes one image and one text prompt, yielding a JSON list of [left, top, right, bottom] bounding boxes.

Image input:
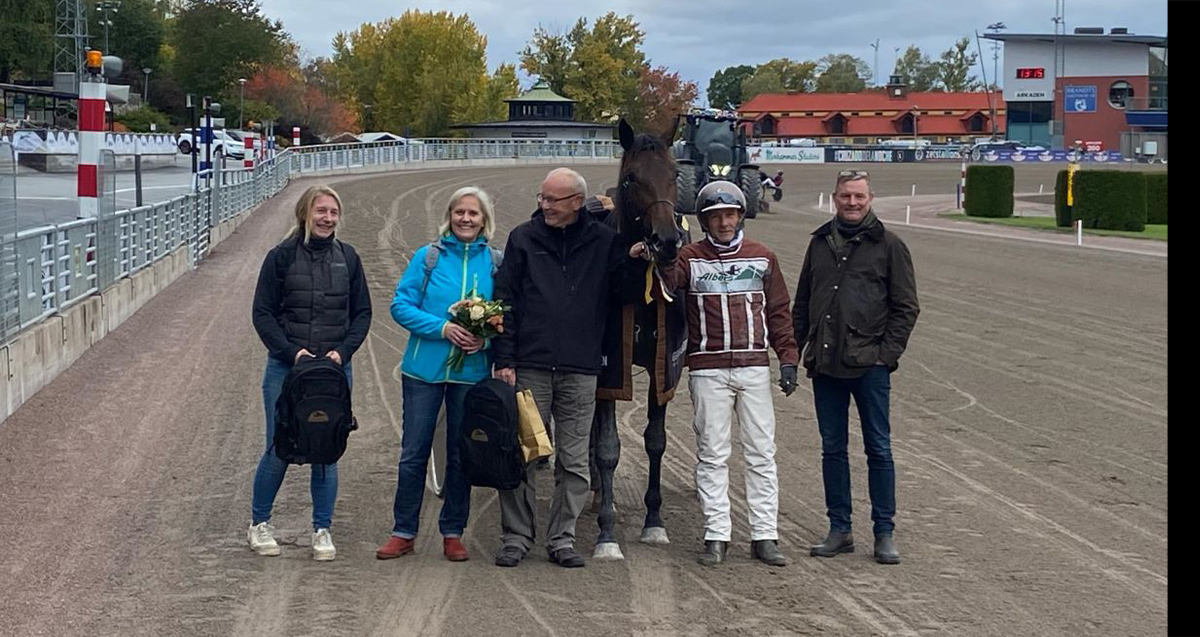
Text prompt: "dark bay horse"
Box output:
[[589, 118, 690, 560]]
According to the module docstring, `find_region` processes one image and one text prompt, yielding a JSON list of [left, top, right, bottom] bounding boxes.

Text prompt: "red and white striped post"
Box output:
[[244, 132, 255, 170], [77, 72, 107, 218], [292, 126, 300, 148], [959, 160, 967, 208]]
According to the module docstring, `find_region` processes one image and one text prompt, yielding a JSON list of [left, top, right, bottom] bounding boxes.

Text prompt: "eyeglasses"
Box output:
[[836, 169, 870, 181], [536, 192, 582, 206]]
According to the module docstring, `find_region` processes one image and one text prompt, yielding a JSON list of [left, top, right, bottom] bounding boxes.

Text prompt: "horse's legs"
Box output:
[[640, 386, 670, 545], [592, 398, 624, 560]]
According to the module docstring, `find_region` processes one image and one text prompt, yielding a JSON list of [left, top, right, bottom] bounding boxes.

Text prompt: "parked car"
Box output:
[[177, 128, 245, 159]]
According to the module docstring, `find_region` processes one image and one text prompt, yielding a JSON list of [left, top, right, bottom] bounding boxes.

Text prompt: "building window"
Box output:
[[804, 111, 813, 116], [874, 111, 884, 116], [829, 137, 845, 144], [827, 115, 846, 135], [968, 113, 986, 132], [852, 137, 868, 144], [1108, 81, 1134, 109], [943, 110, 954, 115]]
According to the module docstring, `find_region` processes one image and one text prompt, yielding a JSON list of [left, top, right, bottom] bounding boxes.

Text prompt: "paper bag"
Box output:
[[516, 389, 553, 463]]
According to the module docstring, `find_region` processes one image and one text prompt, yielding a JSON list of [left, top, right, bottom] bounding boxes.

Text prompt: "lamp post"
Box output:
[[238, 78, 247, 129], [912, 104, 919, 143], [142, 67, 152, 103], [96, 1, 121, 53], [869, 39, 880, 86], [987, 22, 1006, 94]]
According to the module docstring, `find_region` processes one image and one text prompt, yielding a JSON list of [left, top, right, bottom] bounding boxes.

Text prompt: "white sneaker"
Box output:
[[312, 528, 336, 561], [247, 522, 281, 556]]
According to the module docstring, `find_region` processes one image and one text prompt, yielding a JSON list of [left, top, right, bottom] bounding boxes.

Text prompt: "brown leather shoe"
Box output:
[[443, 537, 469, 562], [376, 536, 415, 560]]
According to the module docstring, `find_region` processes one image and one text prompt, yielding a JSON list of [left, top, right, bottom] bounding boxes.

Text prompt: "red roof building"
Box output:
[[738, 78, 1006, 144]]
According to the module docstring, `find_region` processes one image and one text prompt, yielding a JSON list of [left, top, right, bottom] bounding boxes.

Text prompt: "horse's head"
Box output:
[[617, 117, 681, 262]]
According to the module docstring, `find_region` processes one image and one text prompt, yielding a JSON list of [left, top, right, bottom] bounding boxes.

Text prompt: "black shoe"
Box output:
[[809, 531, 855, 557], [751, 539, 788, 566], [548, 546, 586, 568], [697, 540, 727, 567], [494, 545, 526, 567], [874, 534, 900, 565]]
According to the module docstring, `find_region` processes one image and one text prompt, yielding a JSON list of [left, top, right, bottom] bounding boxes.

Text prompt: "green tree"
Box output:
[[936, 37, 981, 91], [815, 53, 871, 92], [0, 0, 54, 83], [519, 12, 646, 122], [88, 0, 164, 68], [706, 64, 754, 110], [171, 0, 290, 100], [741, 58, 818, 102], [519, 27, 571, 96], [893, 45, 939, 92], [562, 13, 645, 121], [481, 63, 520, 122], [332, 10, 494, 136]]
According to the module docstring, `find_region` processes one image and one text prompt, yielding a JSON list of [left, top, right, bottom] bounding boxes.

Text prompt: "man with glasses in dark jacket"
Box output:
[[793, 169, 919, 565], [492, 167, 634, 569]]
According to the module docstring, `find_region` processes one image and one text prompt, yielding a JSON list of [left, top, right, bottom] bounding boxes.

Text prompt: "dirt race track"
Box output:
[[0, 162, 1167, 636]]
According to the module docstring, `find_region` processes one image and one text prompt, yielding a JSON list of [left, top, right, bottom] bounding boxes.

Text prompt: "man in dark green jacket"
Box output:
[[792, 169, 919, 565]]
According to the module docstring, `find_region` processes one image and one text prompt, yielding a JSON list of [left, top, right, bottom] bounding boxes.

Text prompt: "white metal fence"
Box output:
[[1, 138, 622, 345]]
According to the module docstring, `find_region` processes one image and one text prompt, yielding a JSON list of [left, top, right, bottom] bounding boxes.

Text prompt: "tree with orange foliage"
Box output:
[[630, 65, 698, 137]]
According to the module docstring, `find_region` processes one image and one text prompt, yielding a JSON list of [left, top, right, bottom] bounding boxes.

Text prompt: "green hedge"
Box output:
[[1054, 169, 1071, 227], [1145, 173, 1168, 225], [115, 106, 171, 133], [964, 165, 1014, 218], [1073, 170, 1147, 231]]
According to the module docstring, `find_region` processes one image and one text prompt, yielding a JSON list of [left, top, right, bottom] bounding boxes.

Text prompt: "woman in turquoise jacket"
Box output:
[[376, 186, 499, 563]]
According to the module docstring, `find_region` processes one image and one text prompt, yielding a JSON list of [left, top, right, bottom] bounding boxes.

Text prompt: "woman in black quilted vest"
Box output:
[[248, 184, 372, 561]]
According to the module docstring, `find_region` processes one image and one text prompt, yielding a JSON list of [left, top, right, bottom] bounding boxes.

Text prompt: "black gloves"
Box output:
[[779, 364, 798, 396]]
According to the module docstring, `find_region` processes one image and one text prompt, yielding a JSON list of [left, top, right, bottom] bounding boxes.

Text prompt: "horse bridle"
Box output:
[[619, 175, 680, 263]]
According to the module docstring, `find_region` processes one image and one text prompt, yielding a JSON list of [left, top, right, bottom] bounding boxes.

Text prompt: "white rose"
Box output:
[[469, 305, 485, 321]]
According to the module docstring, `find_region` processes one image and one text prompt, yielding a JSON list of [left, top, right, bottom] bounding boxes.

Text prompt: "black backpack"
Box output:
[[461, 378, 524, 489], [274, 357, 358, 465]]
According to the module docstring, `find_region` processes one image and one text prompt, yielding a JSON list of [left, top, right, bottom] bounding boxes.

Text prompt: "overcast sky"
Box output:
[[259, 0, 1167, 102]]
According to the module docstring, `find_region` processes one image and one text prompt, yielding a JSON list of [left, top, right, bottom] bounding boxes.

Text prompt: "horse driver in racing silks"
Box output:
[[630, 180, 800, 567]]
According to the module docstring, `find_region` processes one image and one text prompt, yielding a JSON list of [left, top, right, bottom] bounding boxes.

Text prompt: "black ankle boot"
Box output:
[[873, 534, 900, 564], [809, 531, 855, 557], [751, 539, 788, 566], [698, 540, 727, 567]]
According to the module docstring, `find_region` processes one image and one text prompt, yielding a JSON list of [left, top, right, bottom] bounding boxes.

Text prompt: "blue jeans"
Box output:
[[392, 376, 472, 539], [812, 365, 896, 537], [251, 355, 352, 530]]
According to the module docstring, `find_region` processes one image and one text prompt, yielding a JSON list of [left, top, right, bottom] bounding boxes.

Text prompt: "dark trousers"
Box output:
[[812, 365, 896, 537]]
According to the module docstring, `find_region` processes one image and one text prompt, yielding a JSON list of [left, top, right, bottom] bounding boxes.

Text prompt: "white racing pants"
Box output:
[[688, 366, 779, 542]]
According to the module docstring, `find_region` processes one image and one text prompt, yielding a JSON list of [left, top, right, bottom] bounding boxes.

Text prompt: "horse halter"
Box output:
[[619, 174, 680, 259]]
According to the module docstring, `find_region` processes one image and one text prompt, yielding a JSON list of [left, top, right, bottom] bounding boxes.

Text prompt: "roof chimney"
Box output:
[[886, 74, 908, 99]]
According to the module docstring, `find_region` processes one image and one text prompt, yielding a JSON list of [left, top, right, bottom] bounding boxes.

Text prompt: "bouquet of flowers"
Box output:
[[445, 292, 508, 373]]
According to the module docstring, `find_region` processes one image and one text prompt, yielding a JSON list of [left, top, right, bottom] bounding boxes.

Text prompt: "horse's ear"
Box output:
[[618, 118, 635, 151], [660, 113, 681, 146]]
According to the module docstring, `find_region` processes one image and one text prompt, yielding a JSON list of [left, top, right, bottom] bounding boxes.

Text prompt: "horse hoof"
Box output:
[[639, 527, 670, 545], [593, 542, 625, 561]]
